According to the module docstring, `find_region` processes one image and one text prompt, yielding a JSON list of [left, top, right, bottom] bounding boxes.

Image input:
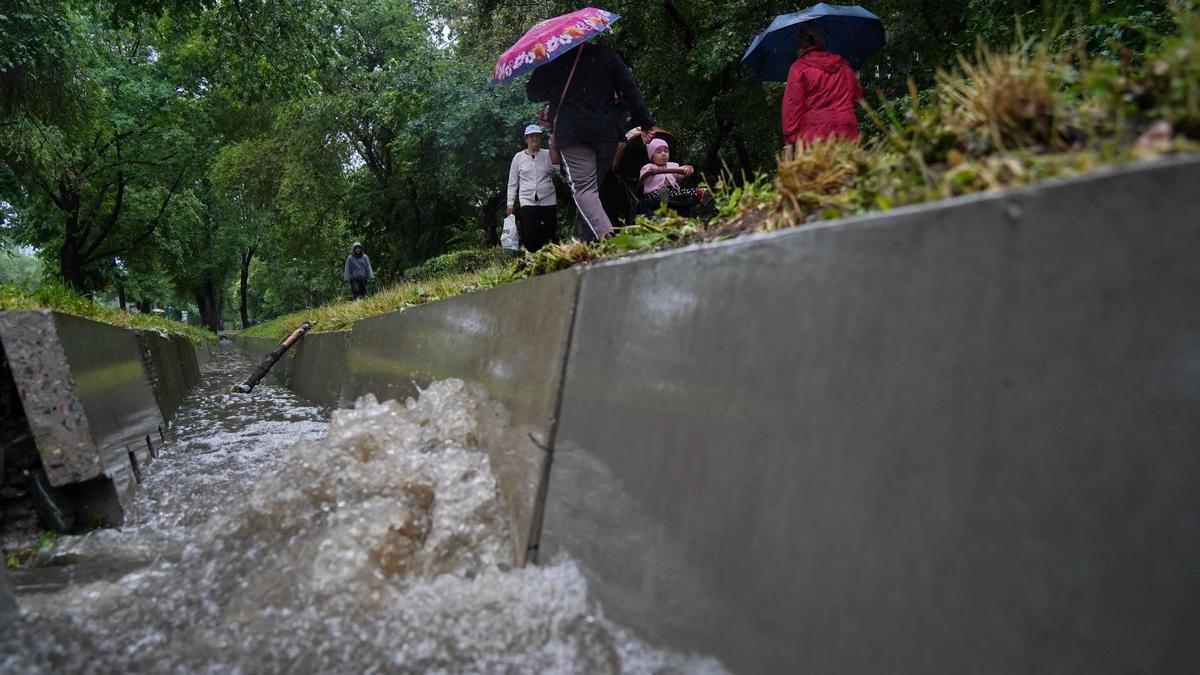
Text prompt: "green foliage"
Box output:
[[0, 0, 84, 121], [240, 260, 511, 340], [0, 279, 216, 343], [1138, 4, 1200, 134], [0, 245, 43, 289], [35, 529, 58, 551], [247, 254, 345, 319], [402, 248, 509, 281]]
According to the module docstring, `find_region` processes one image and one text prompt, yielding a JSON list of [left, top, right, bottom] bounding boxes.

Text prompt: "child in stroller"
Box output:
[[603, 129, 706, 226], [639, 138, 707, 207]]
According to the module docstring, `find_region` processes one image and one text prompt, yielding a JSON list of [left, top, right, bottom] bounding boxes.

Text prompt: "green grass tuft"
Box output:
[[0, 281, 216, 344]]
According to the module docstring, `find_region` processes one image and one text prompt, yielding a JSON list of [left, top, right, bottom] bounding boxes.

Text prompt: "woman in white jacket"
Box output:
[[506, 124, 561, 251]]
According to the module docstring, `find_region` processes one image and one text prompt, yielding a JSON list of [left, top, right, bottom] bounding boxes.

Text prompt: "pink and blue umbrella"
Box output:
[[742, 3, 886, 81], [492, 8, 621, 85]]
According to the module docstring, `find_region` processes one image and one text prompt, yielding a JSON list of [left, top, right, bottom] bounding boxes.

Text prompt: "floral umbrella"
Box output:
[[492, 7, 621, 85]]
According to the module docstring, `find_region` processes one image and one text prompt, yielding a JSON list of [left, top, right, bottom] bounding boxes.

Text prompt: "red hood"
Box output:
[[797, 49, 848, 73]]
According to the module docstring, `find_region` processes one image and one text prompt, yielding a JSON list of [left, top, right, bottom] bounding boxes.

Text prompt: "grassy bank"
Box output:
[[239, 260, 512, 341], [0, 282, 217, 344], [242, 9, 1199, 341]]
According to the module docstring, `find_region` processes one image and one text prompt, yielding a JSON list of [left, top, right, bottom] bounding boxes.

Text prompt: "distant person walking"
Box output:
[[781, 25, 864, 160], [343, 241, 374, 300], [506, 124, 561, 252], [527, 43, 658, 242]]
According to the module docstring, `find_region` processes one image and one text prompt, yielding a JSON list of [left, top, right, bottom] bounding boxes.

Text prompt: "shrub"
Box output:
[[402, 248, 510, 282]]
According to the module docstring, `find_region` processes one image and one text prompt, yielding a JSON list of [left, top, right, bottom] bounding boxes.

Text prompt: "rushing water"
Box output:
[[1, 345, 727, 674]]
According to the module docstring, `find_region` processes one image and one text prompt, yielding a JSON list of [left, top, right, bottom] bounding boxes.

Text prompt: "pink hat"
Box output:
[[646, 138, 669, 159]]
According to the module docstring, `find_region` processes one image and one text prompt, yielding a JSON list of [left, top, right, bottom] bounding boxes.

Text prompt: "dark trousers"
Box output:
[[518, 204, 559, 252], [349, 278, 368, 299]]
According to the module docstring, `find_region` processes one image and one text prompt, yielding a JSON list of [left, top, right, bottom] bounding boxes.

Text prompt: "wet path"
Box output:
[[1, 344, 727, 674]]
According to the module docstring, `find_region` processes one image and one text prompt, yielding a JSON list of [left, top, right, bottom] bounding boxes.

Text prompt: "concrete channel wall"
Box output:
[[341, 271, 581, 563], [231, 158, 1200, 674], [0, 311, 206, 531]]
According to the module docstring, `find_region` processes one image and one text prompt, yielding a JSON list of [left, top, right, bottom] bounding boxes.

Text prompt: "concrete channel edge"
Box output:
[[0, 311, 206, 532], [228, 157, 1200, 674]]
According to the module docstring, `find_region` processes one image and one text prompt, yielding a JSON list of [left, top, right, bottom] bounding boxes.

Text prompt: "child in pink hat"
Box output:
[[638, 138, 706, 206]]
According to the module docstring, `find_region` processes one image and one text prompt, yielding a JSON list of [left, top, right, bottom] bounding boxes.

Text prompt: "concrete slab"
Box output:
[[194, 339, 213, 367], [289, 331, 352, 408], [136, 331, 188, 424], [0, 311, 104, 486], [0, 311, 163, 528], [343, 270, 581, 564], [52, 313, 161, 495], [174, 334, 203, 390], [542, 159, 1200, 674]]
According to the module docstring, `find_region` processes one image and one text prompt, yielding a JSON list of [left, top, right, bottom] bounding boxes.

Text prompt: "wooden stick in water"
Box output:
[[232, 321, 314, 394]]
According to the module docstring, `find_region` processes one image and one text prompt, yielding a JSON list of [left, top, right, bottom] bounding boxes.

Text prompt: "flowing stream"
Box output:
[[1, 345, 727, 674]]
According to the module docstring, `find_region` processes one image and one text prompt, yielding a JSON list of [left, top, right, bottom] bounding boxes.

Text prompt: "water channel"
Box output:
[[1, 345, 727, 674]]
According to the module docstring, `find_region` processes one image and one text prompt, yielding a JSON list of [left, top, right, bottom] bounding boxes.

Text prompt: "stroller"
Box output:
[[601, 129, 704, 228]]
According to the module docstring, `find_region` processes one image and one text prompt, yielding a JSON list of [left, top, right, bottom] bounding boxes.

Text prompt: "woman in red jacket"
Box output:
[[781, 25, 864, 160]]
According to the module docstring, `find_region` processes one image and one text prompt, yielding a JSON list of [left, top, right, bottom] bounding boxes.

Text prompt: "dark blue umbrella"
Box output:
[[742, 3, 886, 81]]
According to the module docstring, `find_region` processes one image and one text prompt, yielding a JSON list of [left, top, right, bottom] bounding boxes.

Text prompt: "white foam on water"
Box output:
[[2, 346, 728, 674]]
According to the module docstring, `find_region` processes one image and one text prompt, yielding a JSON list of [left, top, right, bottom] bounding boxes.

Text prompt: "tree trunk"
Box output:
[[481, 193, 503, 246], [117, 283, 127, 311], [732, 130, 755, 179], [239, 246, 255, 329], [703, 118, 734, 181], [194, 281, 222, 333], [58, 225, 87, 292]]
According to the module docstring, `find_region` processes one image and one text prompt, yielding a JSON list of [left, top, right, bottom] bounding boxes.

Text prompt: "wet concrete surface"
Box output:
[[289, 330, 353, 407], [543, 158, 1200, 674]]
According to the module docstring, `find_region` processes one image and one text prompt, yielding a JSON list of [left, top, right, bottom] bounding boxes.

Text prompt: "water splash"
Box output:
[[2, 346, 727, 674]]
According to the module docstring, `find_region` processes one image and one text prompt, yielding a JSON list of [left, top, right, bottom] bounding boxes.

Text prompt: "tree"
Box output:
[[2, 14, 196, 292]]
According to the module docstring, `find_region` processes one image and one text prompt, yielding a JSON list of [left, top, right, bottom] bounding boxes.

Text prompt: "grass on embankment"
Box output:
[[239, 260, 513, 341], [243, 8, 1200, 341], [0, 282, 217, 344]]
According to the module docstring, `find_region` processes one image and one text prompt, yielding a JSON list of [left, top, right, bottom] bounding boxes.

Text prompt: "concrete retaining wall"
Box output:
[[0, 311, 206, 531], [231, 158, 1200, 673], [542, 158, 1200, 674], [292, 331, 353, 408], [135, 331, 201, 424], [341, 271, 581, 563]]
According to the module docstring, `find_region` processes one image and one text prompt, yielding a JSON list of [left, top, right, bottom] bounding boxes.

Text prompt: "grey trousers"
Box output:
[[559, 142, 619, 241]]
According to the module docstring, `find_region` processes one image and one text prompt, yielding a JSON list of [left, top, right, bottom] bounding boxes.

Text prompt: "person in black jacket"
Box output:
[[527, 42, 658, 241]]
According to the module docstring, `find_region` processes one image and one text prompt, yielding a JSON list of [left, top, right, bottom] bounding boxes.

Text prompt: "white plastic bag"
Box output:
[[500, 214, 520, 252]]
